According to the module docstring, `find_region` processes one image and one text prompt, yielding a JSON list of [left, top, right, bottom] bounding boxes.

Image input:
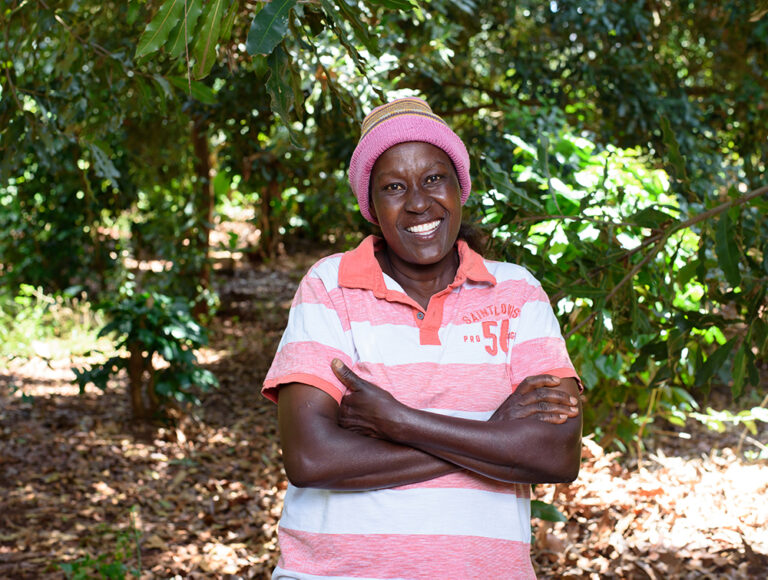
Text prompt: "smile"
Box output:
[[406, 220, 442, 234]]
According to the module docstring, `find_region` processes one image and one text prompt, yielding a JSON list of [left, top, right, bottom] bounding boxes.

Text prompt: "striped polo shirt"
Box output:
[[263, 235, 578, 580]]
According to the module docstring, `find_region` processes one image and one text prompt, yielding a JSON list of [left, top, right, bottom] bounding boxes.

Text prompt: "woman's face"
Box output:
[[370, 141, 462, 271]]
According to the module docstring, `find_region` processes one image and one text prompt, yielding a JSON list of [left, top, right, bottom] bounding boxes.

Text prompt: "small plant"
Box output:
[[8, 381, 35, 404], [689, 405, 768, 434], [531, 499, 567, 523], [74, 290, 218, 422], [0, 284, 104, 361], [58, 507, 142, 579]]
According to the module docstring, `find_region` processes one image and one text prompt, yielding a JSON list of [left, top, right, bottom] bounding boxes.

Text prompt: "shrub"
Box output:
[[74, 291, 218, 422]]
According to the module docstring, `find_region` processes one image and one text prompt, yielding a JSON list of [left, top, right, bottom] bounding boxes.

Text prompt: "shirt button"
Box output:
[[417, 312, 425, 320]]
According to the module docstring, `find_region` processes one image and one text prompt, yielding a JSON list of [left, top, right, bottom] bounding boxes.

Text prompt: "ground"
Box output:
[[1, 248, 767, 579]]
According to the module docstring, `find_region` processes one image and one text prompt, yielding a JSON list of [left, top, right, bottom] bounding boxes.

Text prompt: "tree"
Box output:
[[2, 0, 765, 437], [143, 0, 767, 442]]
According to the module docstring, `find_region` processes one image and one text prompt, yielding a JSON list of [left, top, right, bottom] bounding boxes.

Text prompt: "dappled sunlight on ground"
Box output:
[[532, 436, 768, 578], [3, 332, 766, 579], [0, 360, 286, 578], [5, 354, 106, 398], [1, 251, 766, 578]]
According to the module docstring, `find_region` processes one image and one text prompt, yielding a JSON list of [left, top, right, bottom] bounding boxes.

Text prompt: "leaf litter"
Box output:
[[1, 249, 766, 579]]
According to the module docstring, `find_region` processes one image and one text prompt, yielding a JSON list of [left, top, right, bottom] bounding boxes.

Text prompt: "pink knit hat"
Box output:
[[348, 97, 471, 224]]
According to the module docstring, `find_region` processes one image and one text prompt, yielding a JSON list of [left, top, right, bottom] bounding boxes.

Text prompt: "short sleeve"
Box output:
[[262, 262, 357, 404], [508, 278, 582, 391]]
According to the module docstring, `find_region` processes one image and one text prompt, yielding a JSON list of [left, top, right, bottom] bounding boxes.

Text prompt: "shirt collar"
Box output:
[[338, 235, 496, 293]]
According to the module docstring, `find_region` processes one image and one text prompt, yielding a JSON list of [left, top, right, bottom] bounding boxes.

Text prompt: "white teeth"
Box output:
[[406, 220, 441, 233]]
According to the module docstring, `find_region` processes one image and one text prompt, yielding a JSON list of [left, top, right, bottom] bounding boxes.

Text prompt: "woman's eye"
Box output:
[[426, 174, 443, 184], [383, 183, 404, 192]]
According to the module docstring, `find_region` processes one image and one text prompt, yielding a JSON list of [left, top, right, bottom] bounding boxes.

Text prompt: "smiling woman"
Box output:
[[369, 142, 463, 309], [261, 97, 583, 580]]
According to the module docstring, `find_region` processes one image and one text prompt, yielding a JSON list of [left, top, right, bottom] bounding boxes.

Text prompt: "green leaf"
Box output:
[[595, 354, 621, 380], [449, 0, 478, 13], [192, 0, 228, 79], [531, 500, 567, 522], [246, 0, 297, 56], [135, 0, 186, 59], [331, 0, 377, 53], [127, 3, 141, 25], [484, 158, 545, 211], [659, 114, 689, 184], [213, 171, 230, 198], [88, 141, 121, 185], [167, 0, 204, 59], [696, 234, 708, 285], [288, 43, 305, 122], [676, 259, 699, 287], [546, 193, 579, 216], [754, 319, 768, 357], [153, 74, 174, 100], [731, 345, 746, 399], [715, 213, 741, 287], [666, 328, 685, 362], [695, 337, 737, 386], [168, 76, 217, 104], [651, 362, 672, 387], [220, 0, 239, 42], [267, 45, 291, 119], [318, 0, 373, 83], [630, 207, 676, 229], [367, 0, 415, 9], [266, 45, 303, 147]]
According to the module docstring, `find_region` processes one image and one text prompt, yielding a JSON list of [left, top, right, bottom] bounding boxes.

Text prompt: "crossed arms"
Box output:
[[277, 360, 582, 491]]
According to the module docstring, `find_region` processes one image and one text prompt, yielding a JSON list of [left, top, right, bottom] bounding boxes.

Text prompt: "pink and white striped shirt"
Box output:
[[263, 235, 578, 579]]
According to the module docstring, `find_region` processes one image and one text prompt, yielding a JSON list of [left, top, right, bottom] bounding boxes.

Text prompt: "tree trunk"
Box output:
[[259, 173, 281, 260], [191, 117, 214, 317], [128, 342, 147, 421]]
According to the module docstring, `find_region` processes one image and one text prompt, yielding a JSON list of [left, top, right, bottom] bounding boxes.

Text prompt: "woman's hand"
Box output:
[[331, 359, 406, 439], [491, 375, 580, 425]]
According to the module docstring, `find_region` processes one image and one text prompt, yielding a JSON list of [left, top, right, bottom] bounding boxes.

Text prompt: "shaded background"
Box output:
[[1, 0, 767, 577]]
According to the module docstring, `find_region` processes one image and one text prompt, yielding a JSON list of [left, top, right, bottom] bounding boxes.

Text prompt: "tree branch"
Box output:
[[562, 184, 768, 337]]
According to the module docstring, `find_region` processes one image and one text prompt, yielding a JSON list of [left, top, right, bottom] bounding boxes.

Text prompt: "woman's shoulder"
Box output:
[[481, 257, 541, 287], [303, 252, 345, 282], [304, 236, 377, 281]]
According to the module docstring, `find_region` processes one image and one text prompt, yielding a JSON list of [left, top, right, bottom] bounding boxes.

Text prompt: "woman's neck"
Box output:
[[376, 244, 459, 310]]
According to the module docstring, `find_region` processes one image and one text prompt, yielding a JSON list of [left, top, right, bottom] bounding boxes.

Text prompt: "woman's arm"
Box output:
[[278, 371, 580, 490], [278, 382, 460, 491], [391, 401, 582, 484], [333, 360, 582, 484]]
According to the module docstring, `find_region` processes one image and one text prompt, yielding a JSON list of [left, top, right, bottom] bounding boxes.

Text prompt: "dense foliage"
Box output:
[[1, 0, 766, 442]]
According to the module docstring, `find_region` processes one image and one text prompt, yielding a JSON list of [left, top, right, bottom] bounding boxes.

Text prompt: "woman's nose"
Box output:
[[404, 184, 430, 213]]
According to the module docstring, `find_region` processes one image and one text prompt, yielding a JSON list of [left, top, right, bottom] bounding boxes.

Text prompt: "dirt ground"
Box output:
[[1, 250, 767, 579]]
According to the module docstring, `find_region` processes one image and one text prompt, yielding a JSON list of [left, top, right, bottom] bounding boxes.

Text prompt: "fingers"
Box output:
[[516, 374, 562, 394], [530, 393, 579, 417], [510, 397, 578, 424], [517, 387, 578, 409], [504, 375, 580, 424], [535, 397, 579, 424], [535, 413, 574, 424]]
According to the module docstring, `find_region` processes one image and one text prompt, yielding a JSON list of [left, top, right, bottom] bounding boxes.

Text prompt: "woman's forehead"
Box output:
[[372, 142, 454, 175]]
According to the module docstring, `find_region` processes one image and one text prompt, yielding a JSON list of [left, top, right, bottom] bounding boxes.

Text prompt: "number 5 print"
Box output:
[[482, 320, 513, 356]]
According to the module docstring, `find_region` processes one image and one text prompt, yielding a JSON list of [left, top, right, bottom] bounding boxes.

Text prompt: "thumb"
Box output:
[[331, 359, 359, 390]]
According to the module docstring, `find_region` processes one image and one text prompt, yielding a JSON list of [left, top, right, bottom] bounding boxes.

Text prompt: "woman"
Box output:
[[263, 97, 582, 579]]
